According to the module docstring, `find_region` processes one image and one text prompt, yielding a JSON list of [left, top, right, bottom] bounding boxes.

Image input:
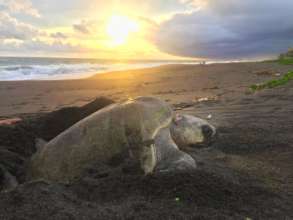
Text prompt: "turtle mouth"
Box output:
[[188, 131, 218, 149]]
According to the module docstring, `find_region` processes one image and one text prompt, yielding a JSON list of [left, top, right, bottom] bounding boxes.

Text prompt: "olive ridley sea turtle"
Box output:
[[27, 97, 216, 183]]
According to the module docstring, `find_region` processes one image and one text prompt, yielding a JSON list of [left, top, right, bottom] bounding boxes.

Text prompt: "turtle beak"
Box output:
[[202, 125, 214, 141], [188, 125, 217, 149], [201, 124, 217, 146]]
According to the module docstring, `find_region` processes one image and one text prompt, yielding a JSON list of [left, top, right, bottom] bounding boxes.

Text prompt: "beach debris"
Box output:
[[173, 96, 218, 111], [175, 197, 180, 202], [198, 97, 209, 102], [207, 114, 212, 119], [253, 70, 275, 76], [196, 96, 218, 103], [173, 102, 194, 110], [154, 90, 175, 95], [0, 118, 22, 126], [202, 86, 219, 90]]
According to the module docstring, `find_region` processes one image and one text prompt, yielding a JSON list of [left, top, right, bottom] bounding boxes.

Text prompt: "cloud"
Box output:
[[73, 20, 95, 34], [154, 0, 293, 59], [0, 38, 87, 55], [0, 38, 22, 51], [0, 0, 40, 17], [23, 39, 83, 53], [0, 11, 39, 40], [0, 0, 41, 43], [50, 32, 68, 39]]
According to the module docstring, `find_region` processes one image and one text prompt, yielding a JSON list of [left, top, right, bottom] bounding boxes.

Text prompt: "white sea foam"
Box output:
[[0, 57, 201, 81], [0, 63, 107, 80]]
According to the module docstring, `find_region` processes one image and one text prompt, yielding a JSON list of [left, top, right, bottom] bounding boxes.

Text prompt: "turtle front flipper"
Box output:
[[154, 127, 196, 173]]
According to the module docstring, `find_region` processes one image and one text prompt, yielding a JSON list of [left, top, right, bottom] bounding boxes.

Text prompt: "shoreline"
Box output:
[[0, 60, 266, 82]]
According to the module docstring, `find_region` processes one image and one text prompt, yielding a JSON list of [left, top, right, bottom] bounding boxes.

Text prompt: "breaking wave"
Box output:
[[0, 57, 200, 81]]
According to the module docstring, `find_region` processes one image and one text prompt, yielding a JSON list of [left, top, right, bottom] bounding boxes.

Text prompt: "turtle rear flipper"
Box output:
[[35, 138, 48, 152], [0, 165, 18, 192]]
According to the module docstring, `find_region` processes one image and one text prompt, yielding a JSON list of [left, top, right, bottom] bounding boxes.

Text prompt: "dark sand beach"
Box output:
[[1, 62, 292, 117], [0, 62, 293, 219]]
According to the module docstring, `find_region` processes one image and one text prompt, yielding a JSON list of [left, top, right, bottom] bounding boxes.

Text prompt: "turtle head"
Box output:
[[170, 114, 216, 149]]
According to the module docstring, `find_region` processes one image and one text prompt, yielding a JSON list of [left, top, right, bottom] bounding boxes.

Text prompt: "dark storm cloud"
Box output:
[[154, 0, 293, 59]]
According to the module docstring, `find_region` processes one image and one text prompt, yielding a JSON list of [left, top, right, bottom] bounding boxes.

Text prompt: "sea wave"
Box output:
[[0, 62, 167, 81], [0, 63, 114, 81], [0, 57, 204, 81]]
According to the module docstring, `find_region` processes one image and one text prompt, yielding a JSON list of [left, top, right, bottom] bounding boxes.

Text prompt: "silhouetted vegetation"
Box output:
[[279, 56, 293, 65], [250, 71, 293, 91]]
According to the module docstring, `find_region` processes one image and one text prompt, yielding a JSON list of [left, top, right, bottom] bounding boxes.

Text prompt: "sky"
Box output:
[[0, 0, 293, 60]]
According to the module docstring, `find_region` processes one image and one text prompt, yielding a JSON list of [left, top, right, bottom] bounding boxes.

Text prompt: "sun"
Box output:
[[106, 15, 139, 46]]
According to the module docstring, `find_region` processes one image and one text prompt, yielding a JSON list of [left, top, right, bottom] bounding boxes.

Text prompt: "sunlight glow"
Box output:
[[106, 15, 139, 46]]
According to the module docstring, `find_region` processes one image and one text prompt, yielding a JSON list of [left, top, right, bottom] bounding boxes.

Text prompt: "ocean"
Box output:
[[0, 57, 199, 81]]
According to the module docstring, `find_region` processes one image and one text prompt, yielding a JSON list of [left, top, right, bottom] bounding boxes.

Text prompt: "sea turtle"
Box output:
[[27, 97, 216, 183], [171, 114, 217, 149]]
